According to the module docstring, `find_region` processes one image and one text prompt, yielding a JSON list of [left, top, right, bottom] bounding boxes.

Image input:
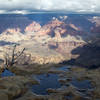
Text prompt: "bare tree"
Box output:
[[4, 45, 25, 68]]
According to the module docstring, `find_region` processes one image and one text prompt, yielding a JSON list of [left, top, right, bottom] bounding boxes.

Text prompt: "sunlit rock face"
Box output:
[[0, 14, 99, 65], [91, 16, 100, 26], [69, 24, 80, 31], [0, 14, 97, 36], [0, 15, 33, 34], [0, 28, 26, 42], [0, 14, 97, 38], [24, 18, 82, 37], [48, 41, 85, 59], [89, 16, 100, 33], [37, 28, 51, 36], [25, 21, 41, 33], [3, 28, 21, 35], [30, 55, 64, 64], [38, 18, 82, 37], [37, 18, 66, 36], [47, 18, 64, 27], [54, 27, 62, 39]]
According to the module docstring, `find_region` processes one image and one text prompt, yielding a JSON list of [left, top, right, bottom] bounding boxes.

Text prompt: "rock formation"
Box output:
[[0, 14, 99, 66], [25, 21, 41, 33], [54, 27, 62, 40], [69, 24, 79, 31], [48, 41, 85, 60], [36, 18, 67, 37], [0, 76, 38, 100], [3, 28, 21, 35], [0, 28, 27, 42]]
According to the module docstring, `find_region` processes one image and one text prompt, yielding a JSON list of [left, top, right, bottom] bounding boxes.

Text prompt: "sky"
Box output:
[[0, 0, 99, 14]]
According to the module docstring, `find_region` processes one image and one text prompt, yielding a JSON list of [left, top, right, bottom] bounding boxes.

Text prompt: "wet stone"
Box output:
[[31, 73, 62, 95], [1, 69, 15, 77]]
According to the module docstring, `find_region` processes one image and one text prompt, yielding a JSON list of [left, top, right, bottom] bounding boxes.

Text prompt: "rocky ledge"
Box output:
[[0, 76, 39, 100]]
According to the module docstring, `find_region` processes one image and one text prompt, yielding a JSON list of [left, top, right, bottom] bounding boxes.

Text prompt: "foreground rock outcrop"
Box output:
[[0, 76, 38, 100]]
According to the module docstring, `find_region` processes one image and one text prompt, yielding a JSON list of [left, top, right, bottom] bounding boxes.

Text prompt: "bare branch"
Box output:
[[14, 48, 25, 61], [3, 45, 25, 68]]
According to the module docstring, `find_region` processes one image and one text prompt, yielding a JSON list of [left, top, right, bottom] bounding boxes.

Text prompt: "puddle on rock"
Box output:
[[71, 79, 92, 89], [32, 73, 62, 95], [1, 69, 15, 77], [31, 66, 93, 95], [57, 66, 70, 71]]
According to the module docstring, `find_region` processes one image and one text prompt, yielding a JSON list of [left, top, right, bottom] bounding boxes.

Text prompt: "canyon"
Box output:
[[0, 14, 99, 100], [0, 14, 99, 66]]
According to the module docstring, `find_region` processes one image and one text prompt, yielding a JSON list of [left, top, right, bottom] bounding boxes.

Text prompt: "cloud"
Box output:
[[0, 0, 99, 13], [0, 10, 7, 14]]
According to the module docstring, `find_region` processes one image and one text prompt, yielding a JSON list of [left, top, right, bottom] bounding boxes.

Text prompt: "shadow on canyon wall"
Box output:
[[0, 14, 100, 69], [0, 14, 33, 33], [71, 42, 100, 68], [0, 14, 96, 34], [62, 31, 100, 69], [0, 13, 63, 33], [0, 41, 18, 46]]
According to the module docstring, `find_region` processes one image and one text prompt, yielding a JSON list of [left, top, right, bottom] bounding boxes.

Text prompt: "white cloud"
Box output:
[[0, 0, 99, 13], [0, 10, 7, 14]]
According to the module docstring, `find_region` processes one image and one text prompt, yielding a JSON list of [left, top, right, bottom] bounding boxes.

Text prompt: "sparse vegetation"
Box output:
[[3, 45, 25, 68]]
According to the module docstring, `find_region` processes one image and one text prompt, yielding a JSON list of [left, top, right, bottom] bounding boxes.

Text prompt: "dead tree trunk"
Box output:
[[4, 45, 25, 68]]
